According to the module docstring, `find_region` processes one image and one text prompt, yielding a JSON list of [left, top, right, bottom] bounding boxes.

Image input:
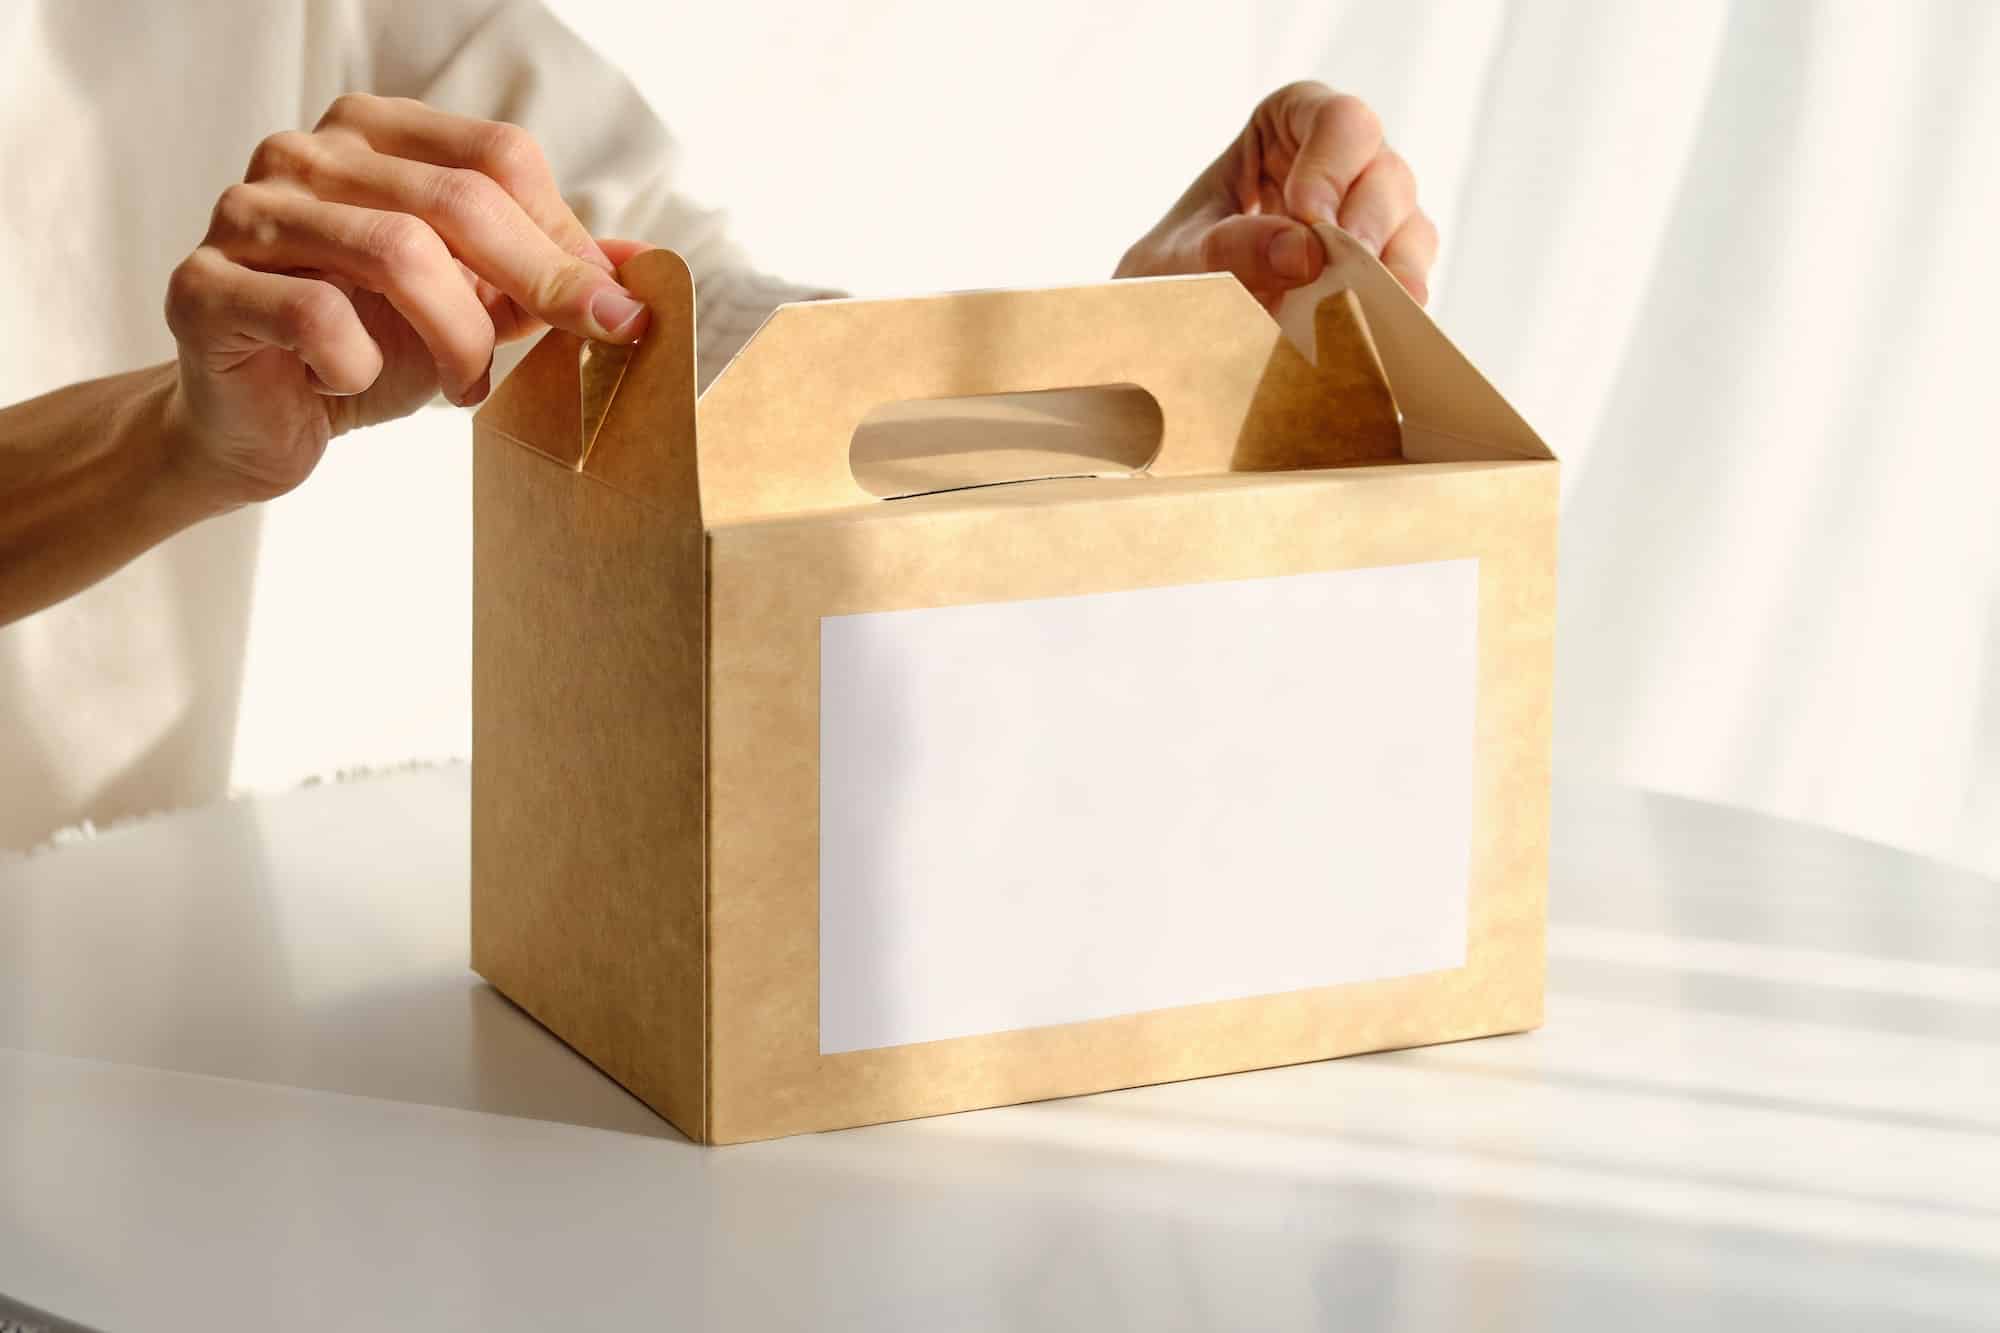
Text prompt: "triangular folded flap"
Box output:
[[1282, 223, 1552, 463], [576, 248, 700, 511], [474, 323, 588, 469], [579, 342, 631, 459], [1231, 286, 1401, 473]]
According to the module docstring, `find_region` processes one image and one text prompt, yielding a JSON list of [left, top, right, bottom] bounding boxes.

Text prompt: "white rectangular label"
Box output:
[[818, 558, 1478, 1055]]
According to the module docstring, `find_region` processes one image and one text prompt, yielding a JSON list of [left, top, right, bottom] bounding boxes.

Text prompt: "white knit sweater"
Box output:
[[0, 0, 831, 845]]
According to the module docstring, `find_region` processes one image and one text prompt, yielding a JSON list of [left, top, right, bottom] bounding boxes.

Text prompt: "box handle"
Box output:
[[686, 266, 1400, 523]]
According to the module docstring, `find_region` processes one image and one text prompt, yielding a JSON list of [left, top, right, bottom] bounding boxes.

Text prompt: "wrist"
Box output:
[[149, 366, 248, 526]]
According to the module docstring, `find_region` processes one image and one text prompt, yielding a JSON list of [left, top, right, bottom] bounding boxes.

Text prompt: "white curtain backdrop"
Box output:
[[217, 0, 1998, 873]]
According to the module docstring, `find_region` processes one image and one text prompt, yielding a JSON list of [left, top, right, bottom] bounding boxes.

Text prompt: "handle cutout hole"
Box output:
[[850, 385, 1164, 499]]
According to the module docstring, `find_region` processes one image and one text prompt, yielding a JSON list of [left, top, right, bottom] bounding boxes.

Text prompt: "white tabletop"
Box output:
[[2, 767, 1995, 1331]]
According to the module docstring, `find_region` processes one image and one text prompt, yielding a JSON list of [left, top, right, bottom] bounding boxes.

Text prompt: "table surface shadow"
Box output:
[[1, 766, 1995, 1333]]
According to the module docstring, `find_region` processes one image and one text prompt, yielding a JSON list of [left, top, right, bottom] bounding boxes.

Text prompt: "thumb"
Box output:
[[1197, 214, 1326, 301], [1280, 89, 1383, 226]]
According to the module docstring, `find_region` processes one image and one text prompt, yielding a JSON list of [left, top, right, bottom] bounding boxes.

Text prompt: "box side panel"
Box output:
[[472, 432, 706, 1140], [705, 460, 1556, 1143], [1475, 462, 1558, 1036]]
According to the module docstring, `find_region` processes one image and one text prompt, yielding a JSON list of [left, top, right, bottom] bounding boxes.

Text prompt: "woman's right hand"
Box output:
[[161, 94, 650, 508]]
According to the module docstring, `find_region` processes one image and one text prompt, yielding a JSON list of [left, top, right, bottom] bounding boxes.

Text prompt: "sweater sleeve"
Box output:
[[341, 0, 840, 387]]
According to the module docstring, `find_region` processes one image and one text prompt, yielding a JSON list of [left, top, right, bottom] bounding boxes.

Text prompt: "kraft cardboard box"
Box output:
[[470, 224, 1556, 1144]]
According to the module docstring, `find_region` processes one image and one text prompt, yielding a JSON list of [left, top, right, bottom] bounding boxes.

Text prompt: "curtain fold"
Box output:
[[1275, 0, 1998, 873]]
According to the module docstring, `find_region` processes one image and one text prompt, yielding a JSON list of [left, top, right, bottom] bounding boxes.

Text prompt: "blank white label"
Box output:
[[818, 558, 1479, 1055]]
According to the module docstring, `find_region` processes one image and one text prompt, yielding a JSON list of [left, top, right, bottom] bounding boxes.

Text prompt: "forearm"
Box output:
[[0, 365, 223, 626]]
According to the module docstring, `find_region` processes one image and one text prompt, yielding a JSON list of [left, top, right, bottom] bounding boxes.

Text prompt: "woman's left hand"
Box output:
[[1116, 81, 1437, 309]]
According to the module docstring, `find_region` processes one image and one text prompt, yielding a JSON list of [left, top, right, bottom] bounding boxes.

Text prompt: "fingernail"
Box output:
[[576, 242, 615, 275], [588, 286, 648, 341], [1269, 228, 1313, 282]]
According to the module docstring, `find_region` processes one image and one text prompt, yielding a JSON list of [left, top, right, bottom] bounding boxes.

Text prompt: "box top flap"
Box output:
[[693, 274, 1403, 524], [474, 248, 700, 513], [474, 322, 590, 470], [1279, 225, 1552, 463], [476, 229, 1550, 521]]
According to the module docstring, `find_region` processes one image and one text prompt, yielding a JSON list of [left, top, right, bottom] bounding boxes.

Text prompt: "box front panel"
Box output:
[[817, 559, 1478, 1055], [706, 462, 1556, 1143]]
